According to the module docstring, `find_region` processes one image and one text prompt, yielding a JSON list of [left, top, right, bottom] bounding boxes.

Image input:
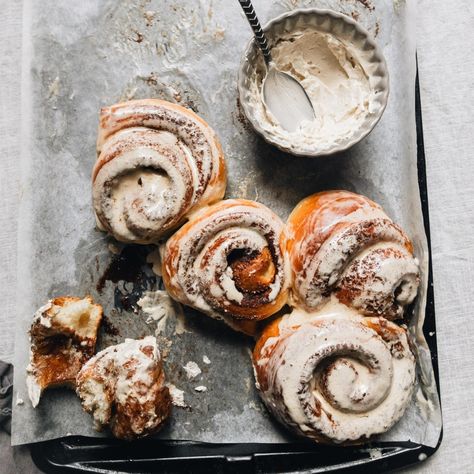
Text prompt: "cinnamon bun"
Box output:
[[93, 99, 226, 243], [285, 191, 420, 320], [26, 296, 103, 407], [162, 199, 289, 334], [253, 303, 416, 443], [76, 336, 171, 440]]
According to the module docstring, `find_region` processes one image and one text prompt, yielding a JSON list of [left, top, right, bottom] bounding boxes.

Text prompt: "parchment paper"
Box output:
[[12, 0, 441, 447]]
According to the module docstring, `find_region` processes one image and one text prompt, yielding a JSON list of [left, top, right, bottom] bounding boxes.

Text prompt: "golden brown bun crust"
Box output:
[[162, 199, 289, 331], [284, 190, 418, 318], [28, 296, 103, 398], [286, 191, 413, 274]]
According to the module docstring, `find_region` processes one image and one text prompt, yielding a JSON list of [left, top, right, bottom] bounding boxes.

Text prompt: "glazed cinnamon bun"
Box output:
[[253, 303, 416, 444], [285, 191, 420, 320], [162, 199, 289, 334], [76, 336, 171, 440], [26, 296, 103, 407], [92, 99, 226, 243]]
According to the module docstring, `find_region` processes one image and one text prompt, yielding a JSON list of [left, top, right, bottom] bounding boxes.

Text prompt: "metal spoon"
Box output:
[[238, 0, 315, 132]]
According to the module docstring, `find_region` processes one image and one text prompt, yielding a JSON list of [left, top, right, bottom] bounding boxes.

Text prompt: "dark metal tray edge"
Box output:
[[29, 68, 442, 474]]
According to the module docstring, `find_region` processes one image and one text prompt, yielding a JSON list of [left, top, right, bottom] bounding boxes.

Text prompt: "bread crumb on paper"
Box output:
[[166, 383, 188, 408], [183, 361, 201, 379]]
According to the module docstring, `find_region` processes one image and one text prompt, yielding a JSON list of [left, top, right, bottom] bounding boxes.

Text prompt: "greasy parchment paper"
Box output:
[[12, 0, 441, 447]]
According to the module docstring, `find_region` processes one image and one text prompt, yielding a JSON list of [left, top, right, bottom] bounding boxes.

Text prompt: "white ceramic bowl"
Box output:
[[237, 9, 389, 157]]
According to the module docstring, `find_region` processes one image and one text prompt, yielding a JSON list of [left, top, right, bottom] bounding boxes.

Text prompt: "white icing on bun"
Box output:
[[76, 336, 171, 440], [286, 190, 419, 319], [92, 99, 226, 243], [163, 199, 290, 334], [254, 303, 416, 444]]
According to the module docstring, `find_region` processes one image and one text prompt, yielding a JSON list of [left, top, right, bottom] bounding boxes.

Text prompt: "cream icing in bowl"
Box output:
[[238, 9, 389, 157]]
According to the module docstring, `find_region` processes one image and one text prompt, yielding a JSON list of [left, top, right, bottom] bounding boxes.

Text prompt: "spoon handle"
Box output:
[[238, 0, 272, 65]]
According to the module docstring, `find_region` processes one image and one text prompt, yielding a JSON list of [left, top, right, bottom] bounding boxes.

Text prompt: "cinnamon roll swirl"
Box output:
[[285, 191, 420, 320], [76, 336, 171, 440], [92, 99, 226, 243], [162, 199, 289, 334], [253, 304, 416, 444]]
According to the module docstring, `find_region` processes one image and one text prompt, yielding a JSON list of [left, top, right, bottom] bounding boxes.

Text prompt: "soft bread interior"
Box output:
[[49, 296, 103, 339], [27, 296, 103, 407]]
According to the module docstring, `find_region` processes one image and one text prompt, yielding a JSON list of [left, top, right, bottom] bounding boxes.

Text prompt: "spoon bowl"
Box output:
[[238, 8, 390, 157], [263, 66, 315, 133], [238, 0, 315, 132]]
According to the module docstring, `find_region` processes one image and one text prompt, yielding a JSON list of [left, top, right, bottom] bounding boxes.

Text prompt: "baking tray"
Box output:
[[29, 69, 442, 474]]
